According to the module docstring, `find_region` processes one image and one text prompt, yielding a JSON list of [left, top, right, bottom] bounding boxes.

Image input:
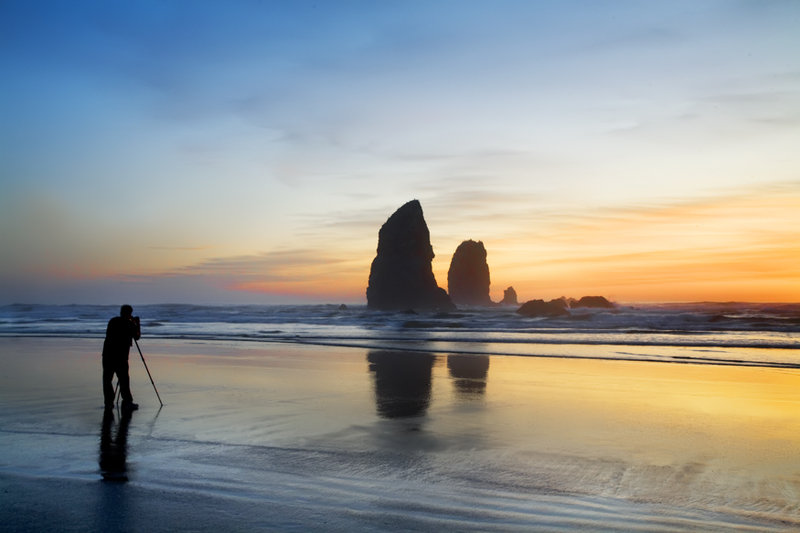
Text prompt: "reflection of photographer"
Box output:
[[99, 408, 132, 481], [101, 305, 141, 411]]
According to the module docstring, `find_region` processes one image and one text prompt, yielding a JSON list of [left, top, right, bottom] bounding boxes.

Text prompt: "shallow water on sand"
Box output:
[[2, 337, 800, 531]]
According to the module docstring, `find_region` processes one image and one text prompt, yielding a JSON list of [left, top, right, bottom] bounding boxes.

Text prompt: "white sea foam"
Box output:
[[1, 303, 798, 367]]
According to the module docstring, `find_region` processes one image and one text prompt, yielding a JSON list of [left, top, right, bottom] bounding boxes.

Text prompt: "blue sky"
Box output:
[[1, 1, 799, 304]]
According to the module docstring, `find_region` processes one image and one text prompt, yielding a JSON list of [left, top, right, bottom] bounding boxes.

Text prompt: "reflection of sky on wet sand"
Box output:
[[4, 338, 800, 458], [481, 356, 800, 469], [3, 338, 800, 521]]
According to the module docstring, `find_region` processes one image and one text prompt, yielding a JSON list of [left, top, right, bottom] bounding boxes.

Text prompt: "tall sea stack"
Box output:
[[447, 240, 492, 306], [366, 200, 454, 311]]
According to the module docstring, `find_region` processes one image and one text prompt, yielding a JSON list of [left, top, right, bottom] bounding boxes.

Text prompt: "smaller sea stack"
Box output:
[[447, 240, 492, 306]]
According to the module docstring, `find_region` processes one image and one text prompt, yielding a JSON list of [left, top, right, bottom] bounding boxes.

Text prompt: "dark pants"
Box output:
[[103, 357, 133, 407]]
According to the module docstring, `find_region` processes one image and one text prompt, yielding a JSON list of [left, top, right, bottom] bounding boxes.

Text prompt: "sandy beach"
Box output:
[[2, 337, 800, 531]]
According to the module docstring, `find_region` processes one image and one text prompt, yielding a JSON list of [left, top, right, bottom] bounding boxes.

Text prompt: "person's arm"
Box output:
[[132, 316, 141, 341], [102, 319, 113, 357]]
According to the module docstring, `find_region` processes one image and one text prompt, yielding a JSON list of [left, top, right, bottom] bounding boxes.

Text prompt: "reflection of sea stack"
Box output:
[[447, 354, 489, 396], [367, 351, 435, 418], [447, 240, 492, 306], [366, 200, 454, 311]]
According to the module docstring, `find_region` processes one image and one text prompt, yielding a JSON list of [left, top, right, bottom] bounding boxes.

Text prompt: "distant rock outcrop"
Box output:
[[367, 200, 455, 311], [572, 296, 615, 309], [516, 295, 615, 317], [516, 298, 570, 317], [501, 286, 518, 306], [447, 240, 492, 306]]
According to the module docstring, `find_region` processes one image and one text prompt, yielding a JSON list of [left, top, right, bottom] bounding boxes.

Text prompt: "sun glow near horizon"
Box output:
[[230, 184, 800, 305], [1, 182, 797, 306], [466, 186, 800, 304]]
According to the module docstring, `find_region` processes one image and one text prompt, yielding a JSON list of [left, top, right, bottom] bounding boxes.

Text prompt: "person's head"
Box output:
[[120, 305, 133, 318]]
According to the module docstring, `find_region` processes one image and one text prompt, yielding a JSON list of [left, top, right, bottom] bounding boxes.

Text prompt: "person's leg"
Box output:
[[117, 361, 134, 404], [102, 359, 116, 408]]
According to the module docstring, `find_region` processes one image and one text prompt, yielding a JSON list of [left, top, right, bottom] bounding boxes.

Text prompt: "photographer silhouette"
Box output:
[[102, 305, 141, 411]]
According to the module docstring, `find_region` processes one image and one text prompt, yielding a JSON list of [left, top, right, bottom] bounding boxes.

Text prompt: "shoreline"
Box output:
[[1, 332, 798, 369]]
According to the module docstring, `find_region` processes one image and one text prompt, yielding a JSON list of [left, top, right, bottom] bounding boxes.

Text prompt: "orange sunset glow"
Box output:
[[216, 185, 800, 304]]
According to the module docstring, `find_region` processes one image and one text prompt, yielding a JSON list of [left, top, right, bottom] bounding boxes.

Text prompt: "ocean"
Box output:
[[2, 302, 798, 368]]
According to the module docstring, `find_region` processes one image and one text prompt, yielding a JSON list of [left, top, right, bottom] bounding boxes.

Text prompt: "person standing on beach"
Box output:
[[102, 305, 141, 411]]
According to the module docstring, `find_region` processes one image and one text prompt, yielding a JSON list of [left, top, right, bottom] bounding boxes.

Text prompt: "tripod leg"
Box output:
[[134, 339, 163, 407]]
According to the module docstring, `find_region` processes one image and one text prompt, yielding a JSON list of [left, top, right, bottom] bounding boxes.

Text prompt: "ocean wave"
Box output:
[[1, 303, 798, 368]]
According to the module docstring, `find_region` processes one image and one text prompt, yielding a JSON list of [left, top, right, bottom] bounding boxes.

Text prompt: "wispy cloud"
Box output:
[[147, 246, 210, 251], [115, 248, 369, 302], [160, 249, 358, 281]]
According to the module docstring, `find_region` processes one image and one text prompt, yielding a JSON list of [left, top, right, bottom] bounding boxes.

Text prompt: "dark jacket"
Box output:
[[102, 317, 141, 361]]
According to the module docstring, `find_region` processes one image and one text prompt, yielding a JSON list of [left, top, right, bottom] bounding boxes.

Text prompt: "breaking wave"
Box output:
[[1, 302, 798, 367]]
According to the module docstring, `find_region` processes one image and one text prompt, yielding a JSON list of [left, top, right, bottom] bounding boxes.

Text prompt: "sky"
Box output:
[[1, 0, 798, 305]]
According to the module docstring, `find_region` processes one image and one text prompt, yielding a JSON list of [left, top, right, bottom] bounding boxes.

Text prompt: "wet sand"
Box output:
[[2, 337, 800, 531]]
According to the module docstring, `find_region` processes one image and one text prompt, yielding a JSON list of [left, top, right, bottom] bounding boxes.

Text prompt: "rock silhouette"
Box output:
[[516, 298, 570, 317], [447, 240, 492, 306], [367, 200, 454, 311], [572, 295, 615, 308], [517, 295, 615, 317], [501, 286, 518, 306]]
